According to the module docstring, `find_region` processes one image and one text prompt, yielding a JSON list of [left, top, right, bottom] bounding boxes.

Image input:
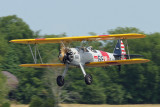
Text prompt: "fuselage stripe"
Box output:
[[99, 51, 110, 61]]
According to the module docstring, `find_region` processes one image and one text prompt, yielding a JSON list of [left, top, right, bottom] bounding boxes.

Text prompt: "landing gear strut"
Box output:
[[79, 63, 93, 85], [56, 64, 68, 87]]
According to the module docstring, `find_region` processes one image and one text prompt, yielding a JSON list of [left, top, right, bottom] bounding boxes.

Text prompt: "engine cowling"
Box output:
[[59, 47, 74, 64]]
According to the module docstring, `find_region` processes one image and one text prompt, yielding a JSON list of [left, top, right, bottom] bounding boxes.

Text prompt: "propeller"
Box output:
[[58, 44, 73, 64], [58, 44, 67, 62]]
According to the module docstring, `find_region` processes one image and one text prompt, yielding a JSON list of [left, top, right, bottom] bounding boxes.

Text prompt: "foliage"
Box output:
[[1, 102, 10, 107], [0, 72, 10, 104], [41, 98, 55, 107], [0, 15, 45, 104], [29, 96, 55, 107], [29, 96, 43, 107]]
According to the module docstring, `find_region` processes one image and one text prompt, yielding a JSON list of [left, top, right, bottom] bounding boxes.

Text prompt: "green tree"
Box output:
[[0, 72, 9, 104], [0, 15, 46, 104], [105, 84, 125, 104], [108, 27, 144, 34], [104, 27, 160, 104]]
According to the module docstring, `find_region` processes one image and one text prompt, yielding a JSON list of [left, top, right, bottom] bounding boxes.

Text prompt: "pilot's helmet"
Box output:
[[88, 46, 93, 50]]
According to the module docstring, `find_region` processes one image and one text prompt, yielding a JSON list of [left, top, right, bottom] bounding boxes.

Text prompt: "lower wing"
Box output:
[[85, 58, 150, 67], [19, 59, 150, 68]]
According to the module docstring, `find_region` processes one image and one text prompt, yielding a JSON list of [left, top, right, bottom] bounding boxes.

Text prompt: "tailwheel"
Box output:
[[57, 75, 64, 86], [85, 74, 92, 85]]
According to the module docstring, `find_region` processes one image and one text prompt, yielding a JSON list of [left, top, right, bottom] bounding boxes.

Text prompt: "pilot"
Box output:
[[87, 46, 93, 51], [81, 47, 87, 52]]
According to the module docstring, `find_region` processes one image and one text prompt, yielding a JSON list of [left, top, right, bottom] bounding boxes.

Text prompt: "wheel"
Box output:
[[57, 75, 64, 86], [85, 74, 92, 85]]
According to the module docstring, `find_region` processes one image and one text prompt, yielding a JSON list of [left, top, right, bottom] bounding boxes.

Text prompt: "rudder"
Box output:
[[113, 39, 126, 60]]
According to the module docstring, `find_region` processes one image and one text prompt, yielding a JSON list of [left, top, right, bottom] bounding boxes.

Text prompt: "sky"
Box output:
[[1, 0, 160, 36]]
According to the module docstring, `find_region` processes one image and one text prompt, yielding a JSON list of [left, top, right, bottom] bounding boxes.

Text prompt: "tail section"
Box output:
[[113, 39, 121, 55], [113, 40, 126, 60], [113, 40, 143, 60], [120, 40, 127, 60]]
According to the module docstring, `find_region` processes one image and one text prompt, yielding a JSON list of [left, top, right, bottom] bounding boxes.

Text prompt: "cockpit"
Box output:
[[76, 46, 97, 53]]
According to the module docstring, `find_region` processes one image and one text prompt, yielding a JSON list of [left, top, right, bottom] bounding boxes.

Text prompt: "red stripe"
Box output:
[[35, 38, 45, 40], [106, 62, 119, 64], [100, 51, 110, 61], [121, 40, 126, 59], [94, 56, 98, 59], [99, 35, 109, 37], [121, 58, 127, 60], [40, 65, 52, 67]]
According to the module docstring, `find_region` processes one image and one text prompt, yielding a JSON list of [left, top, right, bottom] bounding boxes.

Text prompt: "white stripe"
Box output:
[[121, 44, 124, 47]]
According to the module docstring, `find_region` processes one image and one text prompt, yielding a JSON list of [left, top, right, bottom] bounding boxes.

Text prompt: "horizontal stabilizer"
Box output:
[[114, 54, 143, 59]]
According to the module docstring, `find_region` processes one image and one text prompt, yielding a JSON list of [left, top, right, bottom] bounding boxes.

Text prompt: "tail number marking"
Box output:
[[98, 56, 105, 62]]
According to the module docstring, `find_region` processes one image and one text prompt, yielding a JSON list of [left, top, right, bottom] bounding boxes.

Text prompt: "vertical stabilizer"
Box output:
[[120, 40, 126, 60], [114, 39, 121, 55], [113, 40, 126, 60]]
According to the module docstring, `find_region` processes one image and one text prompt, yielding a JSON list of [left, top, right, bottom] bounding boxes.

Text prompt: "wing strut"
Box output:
[[36, 44, 43, 64], [28, 43, 43, 64], [125, 39, 130, 59], [28, 43, 36, 64]]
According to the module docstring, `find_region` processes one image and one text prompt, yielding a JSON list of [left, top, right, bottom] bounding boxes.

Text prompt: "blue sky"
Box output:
[[1, 0, 160, 36]]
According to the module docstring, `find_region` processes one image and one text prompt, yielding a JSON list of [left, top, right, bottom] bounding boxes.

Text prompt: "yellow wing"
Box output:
[[19, 59, 149, 68], [10, 33, 145, 44], [85, 59, 150, 67], [20, 63, 65, 68]]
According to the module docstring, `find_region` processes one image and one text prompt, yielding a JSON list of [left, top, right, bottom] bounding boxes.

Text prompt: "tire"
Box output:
[[57, 75, 64, 86], [85, 74, 92, 85]]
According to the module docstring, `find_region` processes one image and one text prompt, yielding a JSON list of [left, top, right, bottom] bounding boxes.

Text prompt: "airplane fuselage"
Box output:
[[69, 47, 115, 66]]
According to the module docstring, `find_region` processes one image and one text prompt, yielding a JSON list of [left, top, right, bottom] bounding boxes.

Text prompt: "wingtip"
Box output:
[[139, 58, 150, 63], [9, 40, 12, 43], [141, 34, 146, 38], [9, 40, 17, 43], [145, 59, 150, 62], [19, 64, 24, 67]]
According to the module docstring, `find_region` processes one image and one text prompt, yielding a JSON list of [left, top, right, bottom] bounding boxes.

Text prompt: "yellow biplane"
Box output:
[[10, 33, 150, 86]]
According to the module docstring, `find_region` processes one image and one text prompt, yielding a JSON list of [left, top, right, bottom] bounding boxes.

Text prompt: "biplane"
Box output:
[[10, 33, 150, 86]]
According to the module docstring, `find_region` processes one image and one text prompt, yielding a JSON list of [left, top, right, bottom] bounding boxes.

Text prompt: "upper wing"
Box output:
[[9, 33, 145, 44], [85, 59, 150, 67], [20, 63, 65, 68]]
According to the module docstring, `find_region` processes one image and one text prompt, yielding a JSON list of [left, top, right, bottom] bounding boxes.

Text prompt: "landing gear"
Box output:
[[56, 63, 93, 86], [79, 63, 93, 85], [56, 64, 68, 87], [85, 74, 92, 85], [57, 75, 64, 86]]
